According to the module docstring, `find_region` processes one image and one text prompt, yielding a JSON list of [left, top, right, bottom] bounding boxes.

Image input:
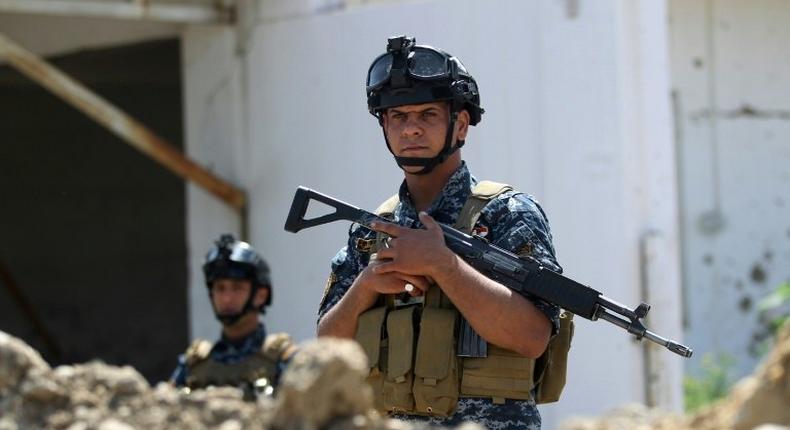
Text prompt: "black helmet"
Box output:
[[366, 36, 484, 175], [203, 234, 271, 325]]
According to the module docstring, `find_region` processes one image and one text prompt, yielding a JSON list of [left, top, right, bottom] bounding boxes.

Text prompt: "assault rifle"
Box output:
[[285, 186, 693, 358]]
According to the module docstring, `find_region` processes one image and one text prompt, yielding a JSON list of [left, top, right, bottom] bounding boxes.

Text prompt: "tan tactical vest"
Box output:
[[354, 181, 573, 417], [184, 332, 297, 395]]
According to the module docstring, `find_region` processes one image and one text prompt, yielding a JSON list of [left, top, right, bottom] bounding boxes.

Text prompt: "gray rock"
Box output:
[[272, 337, 374, 430], [0, 331, 50, 392]]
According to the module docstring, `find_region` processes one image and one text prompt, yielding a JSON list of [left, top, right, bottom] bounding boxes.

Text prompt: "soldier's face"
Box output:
[[383, 102, 449, 158], [210, 278, 253, 315], [382, 102, 469, 172]]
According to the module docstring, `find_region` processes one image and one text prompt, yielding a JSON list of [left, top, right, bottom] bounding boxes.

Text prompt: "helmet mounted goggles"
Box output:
[[366, 36, 483, 174]]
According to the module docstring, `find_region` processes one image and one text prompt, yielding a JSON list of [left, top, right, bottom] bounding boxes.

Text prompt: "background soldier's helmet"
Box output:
[[366, 35, 484, 125], [203, 234, 272, 307]]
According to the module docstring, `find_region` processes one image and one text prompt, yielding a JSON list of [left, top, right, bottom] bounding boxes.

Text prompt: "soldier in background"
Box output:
[[171, 234, 296, 398]]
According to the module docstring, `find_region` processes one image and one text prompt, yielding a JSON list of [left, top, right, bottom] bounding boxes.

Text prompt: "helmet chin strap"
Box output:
[[383, 111, 464, 175], [212, 286, 260, 327]]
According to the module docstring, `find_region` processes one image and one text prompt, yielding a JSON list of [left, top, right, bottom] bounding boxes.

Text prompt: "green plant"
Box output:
[[757, 282, 790, 333], [683, 283, 790, 413], [751, 282, 790, 357], [683, 353, 735, 413]]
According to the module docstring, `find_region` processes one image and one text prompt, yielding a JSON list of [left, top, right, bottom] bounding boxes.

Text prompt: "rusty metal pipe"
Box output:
[[0, 32, 246, 212]]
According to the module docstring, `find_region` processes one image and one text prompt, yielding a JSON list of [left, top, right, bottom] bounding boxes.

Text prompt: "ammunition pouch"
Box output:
[[356, 306, 388, 412], [534, 310, 574, 403], [413, 307, 459, 416], [461, 345, 535, 404], [356, 293, 461, 417], [382, 306, 417, 412]]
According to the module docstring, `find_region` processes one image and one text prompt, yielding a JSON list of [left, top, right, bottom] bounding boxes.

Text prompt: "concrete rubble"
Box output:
[[1, 322, 788, 430], [0, 332, 480, 430]]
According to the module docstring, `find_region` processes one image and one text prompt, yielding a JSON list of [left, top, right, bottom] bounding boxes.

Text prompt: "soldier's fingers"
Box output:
[[369, 221, 408, 237], [371, 260, 400, 275], [366, 254, 391, 266], [380, 275, 423, 297], [418, 211, 441, 232], [398, 274, 429, 295], [375, 247, 396, 261]]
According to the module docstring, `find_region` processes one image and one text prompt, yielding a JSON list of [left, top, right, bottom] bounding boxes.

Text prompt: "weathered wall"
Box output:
[[670, 0, 790, 380], [182, 24, 247, 341]]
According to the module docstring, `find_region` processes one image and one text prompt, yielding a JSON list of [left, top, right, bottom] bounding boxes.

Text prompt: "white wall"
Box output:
[[670, 0, 790, 380], [183, 0, 684, 426], [182, 25, 247, 340]]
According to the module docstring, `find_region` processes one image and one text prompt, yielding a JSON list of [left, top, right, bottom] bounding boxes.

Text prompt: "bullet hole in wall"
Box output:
[[750, 263, 767, 285], [739, 296, 753, 312]]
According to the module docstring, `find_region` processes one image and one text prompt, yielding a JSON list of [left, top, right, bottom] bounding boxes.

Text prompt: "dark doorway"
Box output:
[[0, 38, 186, 383]]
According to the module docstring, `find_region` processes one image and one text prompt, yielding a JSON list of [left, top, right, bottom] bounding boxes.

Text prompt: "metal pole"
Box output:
[[0, 32, 246, 212], [0, 0, 234, 24]]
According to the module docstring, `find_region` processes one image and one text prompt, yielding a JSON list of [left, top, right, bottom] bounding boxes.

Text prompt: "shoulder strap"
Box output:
[[262, 332, 298, 363], [184, 339, 213, 366], [375, 194, 400, 217], [454, 180, 513, 233]]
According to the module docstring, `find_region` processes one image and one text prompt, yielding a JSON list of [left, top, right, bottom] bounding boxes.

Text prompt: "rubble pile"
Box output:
[[3, 322, 788, 430], [560, 322, 790, 430], [0, 332, 479, 430]]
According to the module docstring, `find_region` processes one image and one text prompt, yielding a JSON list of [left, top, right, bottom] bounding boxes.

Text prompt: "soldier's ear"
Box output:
[[455, 109, 470, 141], [253, 286, 269, 308]]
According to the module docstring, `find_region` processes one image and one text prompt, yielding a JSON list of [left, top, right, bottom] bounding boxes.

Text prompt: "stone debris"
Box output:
[[560, 322, 790, 430], [0, 332, 481, 430], [4, 322, 787, 430]]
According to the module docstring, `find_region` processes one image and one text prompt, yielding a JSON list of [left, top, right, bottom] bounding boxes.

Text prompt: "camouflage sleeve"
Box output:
[[170, 354, 188, 387], [481, 191, 562, 336], [316, 225, 373, 323]]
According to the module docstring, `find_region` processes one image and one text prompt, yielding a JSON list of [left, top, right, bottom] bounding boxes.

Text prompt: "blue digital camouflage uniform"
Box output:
[[317, 162, 562, 430], [170, 323, 269, 387]]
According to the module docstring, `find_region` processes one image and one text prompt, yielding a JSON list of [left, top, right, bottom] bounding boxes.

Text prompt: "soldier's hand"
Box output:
[[362, 256, 430, 295], [348, 256, 430, 311], [370, 212, 454, 280]]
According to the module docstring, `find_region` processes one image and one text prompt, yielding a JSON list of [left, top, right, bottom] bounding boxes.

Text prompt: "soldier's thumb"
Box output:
[[418, 211, 439, 231]]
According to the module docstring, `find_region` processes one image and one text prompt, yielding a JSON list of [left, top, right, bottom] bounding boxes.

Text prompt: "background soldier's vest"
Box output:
[[184, 332, 296, 393], [354, 181, 574, 417]]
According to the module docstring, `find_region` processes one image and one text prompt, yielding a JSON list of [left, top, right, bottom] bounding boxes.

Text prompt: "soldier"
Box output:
[[317, 36, 564, 428], [171, 234, 296, 398]]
